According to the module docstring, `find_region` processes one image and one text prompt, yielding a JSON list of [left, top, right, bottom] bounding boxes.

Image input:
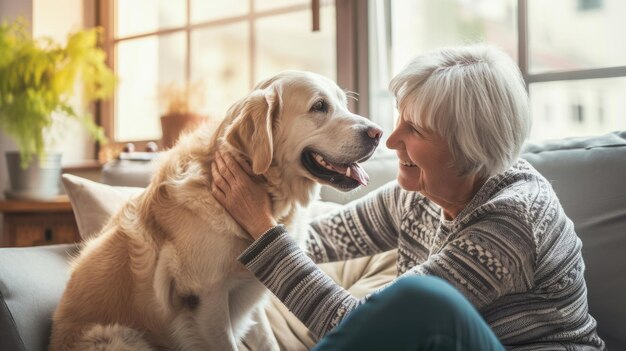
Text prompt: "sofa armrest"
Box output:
[[0, 244, 79, 351]]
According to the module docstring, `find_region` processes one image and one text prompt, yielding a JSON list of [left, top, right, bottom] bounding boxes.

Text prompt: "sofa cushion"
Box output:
[[0, 244, 79, 351], [61, 174, 144, 240]]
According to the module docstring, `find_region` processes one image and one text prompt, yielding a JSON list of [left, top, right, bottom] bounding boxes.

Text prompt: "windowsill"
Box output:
[[61, 160, 103, 173], [61, 160, 104, 184]]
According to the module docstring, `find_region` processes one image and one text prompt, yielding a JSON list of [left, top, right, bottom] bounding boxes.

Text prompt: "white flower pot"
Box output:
[[5, 151, 62, 200]]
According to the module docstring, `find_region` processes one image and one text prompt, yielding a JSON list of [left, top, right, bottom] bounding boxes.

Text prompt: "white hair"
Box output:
[[389, 44, 531, 178]]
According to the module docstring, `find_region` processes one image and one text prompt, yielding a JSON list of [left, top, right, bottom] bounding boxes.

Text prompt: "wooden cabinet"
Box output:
[[0, 196, 80, 247]]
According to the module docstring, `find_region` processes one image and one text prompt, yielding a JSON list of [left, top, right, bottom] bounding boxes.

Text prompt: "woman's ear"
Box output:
[[225, 86, 281, 174]]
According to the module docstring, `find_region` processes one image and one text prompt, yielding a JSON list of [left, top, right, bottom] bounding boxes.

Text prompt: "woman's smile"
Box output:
[[399, 159, 417, 167]]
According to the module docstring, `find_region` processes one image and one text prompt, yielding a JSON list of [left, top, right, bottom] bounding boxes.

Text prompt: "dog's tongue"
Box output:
[[348, 163, 369, 186]]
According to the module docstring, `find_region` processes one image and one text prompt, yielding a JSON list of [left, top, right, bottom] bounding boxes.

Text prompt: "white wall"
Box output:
[[0, 0, 33, 23], [0, 0, 33, 240], [0, 0, 33, 199], [32, 0, 95, 167]]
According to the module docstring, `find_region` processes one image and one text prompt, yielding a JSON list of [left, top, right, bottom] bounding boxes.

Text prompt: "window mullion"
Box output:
[[336, 0, 369, 115], [186, 0, 191, 84], [527, 66, 626, 83], [355, 0, 369, 117], [98, 0, 116, 143], [518, 0, 529, 89], [250, 0, 255, 89]]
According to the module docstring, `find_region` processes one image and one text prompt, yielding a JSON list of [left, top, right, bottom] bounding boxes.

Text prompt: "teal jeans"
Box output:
[[312, 276, 505, 351]]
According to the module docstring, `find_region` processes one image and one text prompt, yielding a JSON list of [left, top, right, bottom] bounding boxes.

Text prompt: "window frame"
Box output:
[[517, 0, 626, 86], [335, 0, 369, 116]]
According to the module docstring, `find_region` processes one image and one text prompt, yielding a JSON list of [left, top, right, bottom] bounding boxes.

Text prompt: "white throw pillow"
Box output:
[[61, 174, 144, 240]]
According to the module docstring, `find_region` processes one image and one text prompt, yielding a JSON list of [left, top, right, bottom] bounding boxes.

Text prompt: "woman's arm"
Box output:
[[237, 208, 535, 338], [304, 180, 405, 263], [238, 224, 367, 337]]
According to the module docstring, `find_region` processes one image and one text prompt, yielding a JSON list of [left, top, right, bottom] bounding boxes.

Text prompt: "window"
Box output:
[[99, 0, 336, 145], [368, 0, 518, 141], [526, 0, 626, 140], [367, 0, 626, 142], [100, 0, 626, 148]]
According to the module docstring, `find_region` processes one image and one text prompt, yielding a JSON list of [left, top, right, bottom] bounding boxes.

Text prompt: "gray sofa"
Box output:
[[1, 131, 626, 350]]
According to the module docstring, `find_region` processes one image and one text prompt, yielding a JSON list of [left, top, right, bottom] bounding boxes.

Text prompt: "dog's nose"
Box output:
[[366, 127, 383, 141]]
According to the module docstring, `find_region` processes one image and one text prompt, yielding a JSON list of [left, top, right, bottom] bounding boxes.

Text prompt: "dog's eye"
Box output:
[[310, 99, 328, 113]]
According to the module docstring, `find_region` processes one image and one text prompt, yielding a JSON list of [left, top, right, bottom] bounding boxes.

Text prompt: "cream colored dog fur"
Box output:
[[50, 70, 381, 351]]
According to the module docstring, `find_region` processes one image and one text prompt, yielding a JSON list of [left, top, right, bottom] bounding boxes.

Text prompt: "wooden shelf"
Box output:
[[62, 160, 103, 173], [0, 195, 73, 213], [0, 196, 80, 247]]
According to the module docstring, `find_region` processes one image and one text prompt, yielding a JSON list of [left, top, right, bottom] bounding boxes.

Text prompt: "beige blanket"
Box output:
[[263, 250, 398, 350], [258, 200, 398, 350]]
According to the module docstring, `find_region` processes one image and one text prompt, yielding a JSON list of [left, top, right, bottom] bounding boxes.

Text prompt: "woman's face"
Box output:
[[386, 116, 457, 194]]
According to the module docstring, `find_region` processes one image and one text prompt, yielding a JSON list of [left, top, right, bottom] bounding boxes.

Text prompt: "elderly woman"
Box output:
[[211, 45, 605, 350]]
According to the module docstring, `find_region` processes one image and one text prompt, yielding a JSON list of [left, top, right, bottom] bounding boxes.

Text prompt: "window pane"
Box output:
[[190, 0, 248, 23], [191, 22, 250, 120], [116, 33, 186, 141], [368, 0, 518, 136], [255, 0, 308, 12], [255, 6, 336, 83], [529, 78, 626, 141], [388, 0, 518, 69], [528, 0, 626, 73], [116, 0, 186, 37]]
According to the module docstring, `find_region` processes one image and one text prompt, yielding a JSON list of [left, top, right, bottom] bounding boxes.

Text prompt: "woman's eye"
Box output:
[[408, 124, 423, 137], [310, 99, 328, 113]]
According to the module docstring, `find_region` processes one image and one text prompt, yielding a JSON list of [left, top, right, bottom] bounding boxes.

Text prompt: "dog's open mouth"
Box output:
[[301, 149, 371, 190]]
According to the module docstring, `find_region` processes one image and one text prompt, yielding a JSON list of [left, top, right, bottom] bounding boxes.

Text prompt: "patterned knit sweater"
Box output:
[[238, 159, 605, 350]]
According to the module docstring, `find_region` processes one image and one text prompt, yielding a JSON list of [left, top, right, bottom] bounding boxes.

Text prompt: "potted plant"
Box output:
[[0, 19, 116, 199], [158, 81, 207, 149]]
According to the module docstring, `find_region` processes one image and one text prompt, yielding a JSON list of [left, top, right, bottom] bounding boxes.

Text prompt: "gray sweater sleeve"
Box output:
[[238, 205, 537, 338], [238, 225, 364, 338], [304, 181, 406, 263]]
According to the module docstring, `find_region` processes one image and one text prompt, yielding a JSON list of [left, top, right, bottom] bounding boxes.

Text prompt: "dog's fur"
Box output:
[[50, 71, 381, 351]]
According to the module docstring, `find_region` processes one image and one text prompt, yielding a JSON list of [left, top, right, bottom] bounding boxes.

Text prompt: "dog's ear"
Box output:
[[225, 86, 281, 174]]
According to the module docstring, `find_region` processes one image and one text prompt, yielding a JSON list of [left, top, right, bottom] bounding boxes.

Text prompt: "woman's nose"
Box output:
[[386, 128, 400, 150]]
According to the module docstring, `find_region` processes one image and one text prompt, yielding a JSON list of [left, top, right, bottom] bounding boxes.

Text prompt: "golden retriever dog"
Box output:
[[50, 70, 382, 351]]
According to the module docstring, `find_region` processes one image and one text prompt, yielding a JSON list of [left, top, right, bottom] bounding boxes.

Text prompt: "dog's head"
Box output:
[[223, 70, 382, 192]]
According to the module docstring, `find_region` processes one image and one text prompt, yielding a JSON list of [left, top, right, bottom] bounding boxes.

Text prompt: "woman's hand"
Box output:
[[211, 151, 277, 239]]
